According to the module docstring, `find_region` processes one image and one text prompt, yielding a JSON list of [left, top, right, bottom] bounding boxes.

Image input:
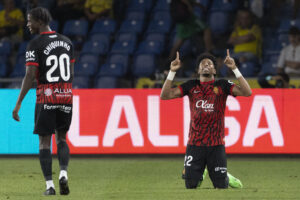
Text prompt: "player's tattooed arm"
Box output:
[[160, 52, 182, 100], [224, 49, 252, 97], [13, 66, 37, 121]]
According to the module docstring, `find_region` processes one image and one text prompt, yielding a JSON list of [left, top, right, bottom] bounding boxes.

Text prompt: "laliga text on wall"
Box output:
[[50, 89, 300, 154]]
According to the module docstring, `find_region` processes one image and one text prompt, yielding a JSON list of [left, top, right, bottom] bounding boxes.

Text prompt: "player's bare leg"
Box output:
[[39, 135, 55, 195], [55, 130, 70, 195]]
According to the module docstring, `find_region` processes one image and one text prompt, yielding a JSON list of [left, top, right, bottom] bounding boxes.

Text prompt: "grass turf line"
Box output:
[[0, 157, 299, 200]]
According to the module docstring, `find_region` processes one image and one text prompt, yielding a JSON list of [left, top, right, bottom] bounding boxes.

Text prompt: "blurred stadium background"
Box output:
[[0, 0, 300, 88], [0, 0, 300, 199]]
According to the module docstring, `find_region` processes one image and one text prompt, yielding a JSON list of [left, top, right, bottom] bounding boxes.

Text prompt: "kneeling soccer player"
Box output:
[[160, 50, 251, 189]]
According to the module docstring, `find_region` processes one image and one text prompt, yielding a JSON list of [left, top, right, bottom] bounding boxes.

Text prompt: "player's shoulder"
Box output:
[[56, 33, 73, 44], [181, 79, 197, 87], [215, 79, 234, 86], [27, 34, 46, 50]]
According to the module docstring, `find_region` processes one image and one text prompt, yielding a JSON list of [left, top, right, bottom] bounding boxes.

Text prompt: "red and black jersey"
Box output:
[[179, 79, 235, 146], [25, 31, 75, 104]]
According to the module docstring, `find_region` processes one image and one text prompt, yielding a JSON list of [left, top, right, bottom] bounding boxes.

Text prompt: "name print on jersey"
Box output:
[[44, 40, 70, 55], [196, 100, 214, 112]]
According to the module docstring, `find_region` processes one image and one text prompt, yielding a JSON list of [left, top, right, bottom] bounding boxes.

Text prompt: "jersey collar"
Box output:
[[199, 79, 215, 85], [40, 31, 56, 35]]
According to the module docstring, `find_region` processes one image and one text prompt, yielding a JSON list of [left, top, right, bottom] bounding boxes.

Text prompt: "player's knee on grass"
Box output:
[[185, 179, 199, 189], [212, 176, 229, 189]]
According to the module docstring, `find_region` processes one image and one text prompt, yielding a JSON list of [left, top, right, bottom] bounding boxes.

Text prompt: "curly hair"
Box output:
[[28, 7, 52, 25], [196, 53, 217, 68]]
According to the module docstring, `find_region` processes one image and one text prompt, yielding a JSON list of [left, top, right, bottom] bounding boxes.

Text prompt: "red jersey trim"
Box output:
[[178, 86, 184, 96], [200, 80, 215, 84], [40, 31, 56, 35], [26, 62, 39, 67], [70, 59, 75, 63]]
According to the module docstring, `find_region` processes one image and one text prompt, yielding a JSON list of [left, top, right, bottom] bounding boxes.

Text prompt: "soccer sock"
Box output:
[[39, 149, 52, 181], [46, 180, 55, 190], [59, 170, 68, 180], [57, 141, 70, 172]]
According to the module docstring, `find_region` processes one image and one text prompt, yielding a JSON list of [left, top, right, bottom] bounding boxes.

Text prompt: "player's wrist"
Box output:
[[167, 70, 176, 81], [232, 68, 242, 78]]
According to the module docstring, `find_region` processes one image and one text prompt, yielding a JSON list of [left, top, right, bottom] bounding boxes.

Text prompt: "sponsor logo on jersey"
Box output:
[[193, 90, 201, 93], [54, 88, 72, 97], [54, 88, 72, 94], [43, 104, 72, 113], [196, 100, 214, 112], [26, 51, 35, 58], [215, 167, 227, 173], [228, 80, 234, 85], [44, 88, 52, 96], [26, 51, 36, 61]]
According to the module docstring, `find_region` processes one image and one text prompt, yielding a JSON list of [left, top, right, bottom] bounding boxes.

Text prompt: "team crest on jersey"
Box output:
[[213, 87, 219, 94], [44, 88, 52, 96]]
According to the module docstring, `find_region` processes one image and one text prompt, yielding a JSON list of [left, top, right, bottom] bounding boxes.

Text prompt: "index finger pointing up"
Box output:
[[176, 51, 180, 60], [226, 49, 230, 57]]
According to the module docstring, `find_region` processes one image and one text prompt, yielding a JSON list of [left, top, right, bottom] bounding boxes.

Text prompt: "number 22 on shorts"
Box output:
[[184, 155, 193, 166]]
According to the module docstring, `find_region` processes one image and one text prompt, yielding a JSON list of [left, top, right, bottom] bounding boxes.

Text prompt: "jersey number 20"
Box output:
[[46, 54, 70, 82]]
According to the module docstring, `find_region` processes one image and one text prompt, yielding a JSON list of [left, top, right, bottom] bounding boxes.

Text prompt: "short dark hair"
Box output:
[[196, 53, 217, 68], [28, 7, 52, 25], [289, 26, 300, 35]]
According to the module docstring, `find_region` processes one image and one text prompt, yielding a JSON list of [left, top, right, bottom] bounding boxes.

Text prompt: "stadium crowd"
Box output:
[[0, 0, 299, 88]]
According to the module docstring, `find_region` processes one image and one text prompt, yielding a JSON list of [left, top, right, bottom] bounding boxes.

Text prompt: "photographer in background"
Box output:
[[258, 73, 290, 88]]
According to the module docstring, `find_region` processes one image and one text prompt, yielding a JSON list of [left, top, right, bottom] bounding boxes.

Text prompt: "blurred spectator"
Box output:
[[0, 0, 24, 43], [258, 73, 290, 88], [228, 9, 262, 64], [22, 0, 56, 13], [169, 0, 214, 61], [84, 0, 113, 22], [248, 0, 264, 19], [53, 0, 85, 28], [113, 0, 128, 22], [277, 26, 300, 77]]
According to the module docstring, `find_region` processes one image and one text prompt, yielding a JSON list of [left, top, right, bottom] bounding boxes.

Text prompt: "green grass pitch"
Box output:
[[0, 156, 299, 200]]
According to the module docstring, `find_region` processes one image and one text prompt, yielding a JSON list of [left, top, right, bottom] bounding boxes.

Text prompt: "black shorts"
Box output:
[[34, 103, 72, 135], [184, 145, 228, 188]]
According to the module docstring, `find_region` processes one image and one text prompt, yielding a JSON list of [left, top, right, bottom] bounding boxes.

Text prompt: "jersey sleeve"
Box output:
[[178, 80, 194, 96], [25, 41, 39, 67], [220, 79, 235, 96], [70, 42, 75, 63]]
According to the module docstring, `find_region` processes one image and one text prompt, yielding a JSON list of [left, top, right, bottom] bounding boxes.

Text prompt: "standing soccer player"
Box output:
[[160, 50, 252, 189], [12, 7, 74, 195]]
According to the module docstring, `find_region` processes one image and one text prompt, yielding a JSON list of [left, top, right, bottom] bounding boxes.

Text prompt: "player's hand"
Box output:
[[224, 49, 237, 70], [12, 103, 21, 122], [170, 51, 181, 72]]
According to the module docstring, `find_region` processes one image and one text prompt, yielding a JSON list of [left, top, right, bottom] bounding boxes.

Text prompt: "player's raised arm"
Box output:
[[224, 49, 252, 97], [160, 52, 183, 100], [12, 66, 37, 121]]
